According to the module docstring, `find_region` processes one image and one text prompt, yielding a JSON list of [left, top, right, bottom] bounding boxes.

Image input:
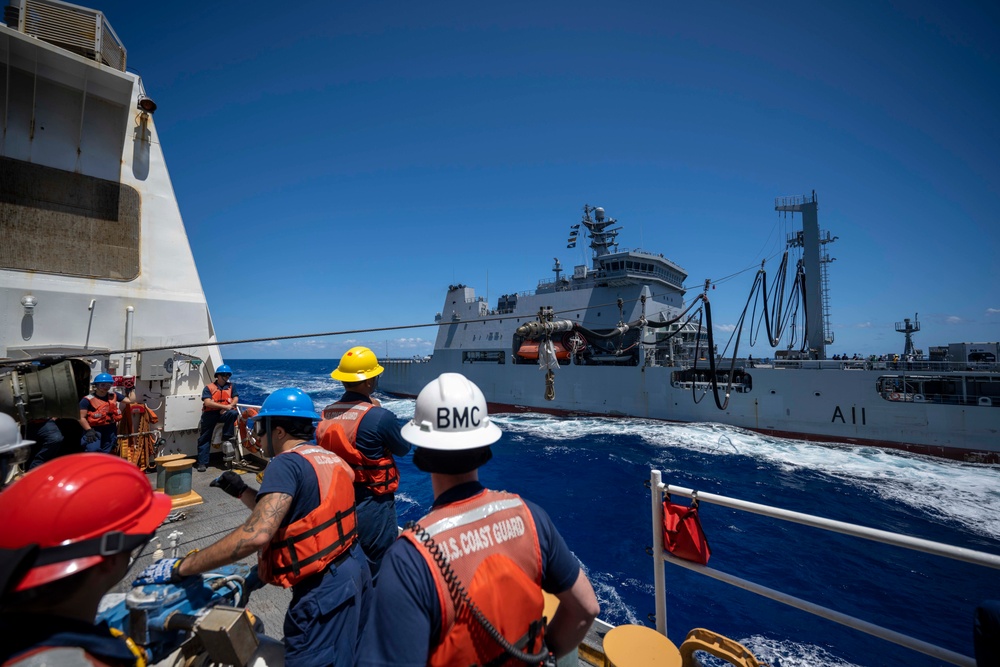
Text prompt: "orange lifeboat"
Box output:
[[516, 340, 570, 360]]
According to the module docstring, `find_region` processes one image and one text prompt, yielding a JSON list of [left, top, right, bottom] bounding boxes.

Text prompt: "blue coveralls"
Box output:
[[259, 450, 372, 667], [335, 391, 411, 582], [26, 419, 64, 469]]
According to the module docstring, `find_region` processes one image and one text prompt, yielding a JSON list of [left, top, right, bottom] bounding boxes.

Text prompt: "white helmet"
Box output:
[[0, 413, 34, 455], [401, 373, 502, 450]]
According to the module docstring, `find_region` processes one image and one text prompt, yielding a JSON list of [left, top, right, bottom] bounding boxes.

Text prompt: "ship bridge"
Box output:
[[537, 249, 686, 294], [537, 204, 688, 297]]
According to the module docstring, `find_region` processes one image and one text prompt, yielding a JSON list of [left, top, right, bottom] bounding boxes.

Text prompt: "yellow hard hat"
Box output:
[[330, 346, 384, 382]]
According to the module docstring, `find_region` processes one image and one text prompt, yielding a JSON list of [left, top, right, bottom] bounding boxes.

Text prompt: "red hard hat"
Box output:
[[0, 453, 172, 592]]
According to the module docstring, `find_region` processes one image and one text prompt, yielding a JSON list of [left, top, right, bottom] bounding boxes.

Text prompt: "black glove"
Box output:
[[210, 471, 248, 498], [81, 430, 99, 446]]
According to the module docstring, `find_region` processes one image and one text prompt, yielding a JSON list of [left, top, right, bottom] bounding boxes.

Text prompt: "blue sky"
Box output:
[[102, 1, 998, 359]]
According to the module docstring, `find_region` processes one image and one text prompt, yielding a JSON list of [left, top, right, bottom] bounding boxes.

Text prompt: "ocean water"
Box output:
[[231, 359, 1000, 667]]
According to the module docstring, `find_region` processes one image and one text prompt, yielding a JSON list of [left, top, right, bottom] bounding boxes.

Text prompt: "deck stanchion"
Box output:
[[651, 469, 667, 636]]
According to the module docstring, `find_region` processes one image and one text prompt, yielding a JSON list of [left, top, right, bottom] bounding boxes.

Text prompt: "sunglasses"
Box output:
[[252, 419, 268, 437]]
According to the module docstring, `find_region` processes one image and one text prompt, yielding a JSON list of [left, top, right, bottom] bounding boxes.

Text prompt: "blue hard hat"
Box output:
[[215, 364, 233, 376], [257, 388, 320, 421], [94, 373, 114, 384]]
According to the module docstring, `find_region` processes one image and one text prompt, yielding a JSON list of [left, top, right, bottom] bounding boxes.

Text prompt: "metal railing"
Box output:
[[649, 469, 999, 666]]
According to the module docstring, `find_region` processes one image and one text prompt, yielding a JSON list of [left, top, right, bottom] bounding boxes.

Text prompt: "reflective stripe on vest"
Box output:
[[3, 646, 123, 667], [319, 401, 399, 495], [403, 489, 544, 666], [86, 394, 121, 426], [203, 382, 233, 412], [258, 445, 358, 587]]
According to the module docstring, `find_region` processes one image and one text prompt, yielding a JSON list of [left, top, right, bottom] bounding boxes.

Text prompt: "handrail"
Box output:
[[650, 469, 990, 667]]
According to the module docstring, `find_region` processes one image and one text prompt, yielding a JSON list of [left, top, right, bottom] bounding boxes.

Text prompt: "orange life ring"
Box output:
[[238, 407, 261, 452], [889, 392, 900, 401]]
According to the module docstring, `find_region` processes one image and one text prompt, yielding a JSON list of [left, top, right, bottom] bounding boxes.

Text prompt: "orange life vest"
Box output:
[[3, 646, 131, 667], [258, 444, 358, 588], [86, 393, 122, 426], [403, 489, 545, 667], [319, 401, 399, 495], [202, 382, 234, 412]]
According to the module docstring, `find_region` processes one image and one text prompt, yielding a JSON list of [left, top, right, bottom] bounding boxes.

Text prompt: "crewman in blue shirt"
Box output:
[[357, 373, 599, 667], [319, 347, 411, 582], [195, 364, 239, 472], [78, 373, 132, 455], [135, 387, 371, 667]]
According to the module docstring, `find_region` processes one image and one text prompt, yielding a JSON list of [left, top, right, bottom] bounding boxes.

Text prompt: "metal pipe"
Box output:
[[650, 470, 667, 635], [84, 299, 96, 350], [124, 306, 134, 376]]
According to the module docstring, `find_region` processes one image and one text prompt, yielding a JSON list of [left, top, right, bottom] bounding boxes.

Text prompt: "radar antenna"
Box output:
[[895, 313, 920, 357]]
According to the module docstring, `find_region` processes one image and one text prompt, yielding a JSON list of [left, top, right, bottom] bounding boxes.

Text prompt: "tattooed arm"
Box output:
[[176, 492, 292, 576]]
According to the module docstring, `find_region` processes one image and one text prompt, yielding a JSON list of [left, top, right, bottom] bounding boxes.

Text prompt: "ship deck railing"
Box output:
[[707, 358, 1000, 373], [650, 469, 1000, 667]]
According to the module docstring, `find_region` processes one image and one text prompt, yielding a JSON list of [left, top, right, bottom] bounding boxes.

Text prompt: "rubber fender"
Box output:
[[678, 628, 767, 667]]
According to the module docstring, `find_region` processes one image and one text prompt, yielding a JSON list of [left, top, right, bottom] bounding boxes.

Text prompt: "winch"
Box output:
[[98, 563, 268, 667]]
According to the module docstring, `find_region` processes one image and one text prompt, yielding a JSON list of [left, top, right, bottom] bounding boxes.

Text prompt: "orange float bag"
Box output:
[[662, 496, 711, 565]]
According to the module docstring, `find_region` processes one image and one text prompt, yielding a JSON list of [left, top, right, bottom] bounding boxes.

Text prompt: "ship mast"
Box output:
[[895, 314, 920, 357], [581, 204, 621, 268], [775, 191, 836, 359]]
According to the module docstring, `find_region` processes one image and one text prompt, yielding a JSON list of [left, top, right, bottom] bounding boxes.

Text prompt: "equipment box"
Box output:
[[164, 394, 203, 432], [140, 349, 175, 381]]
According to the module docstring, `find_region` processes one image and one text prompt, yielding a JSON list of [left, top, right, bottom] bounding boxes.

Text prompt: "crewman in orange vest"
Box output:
[[134, 387, 371, 667], [195, 364, 239, 472], [0, 454, 172, 666], [318, 346, 410, 582], [358, 373, 599, 666], [78, 373, 132, 455]]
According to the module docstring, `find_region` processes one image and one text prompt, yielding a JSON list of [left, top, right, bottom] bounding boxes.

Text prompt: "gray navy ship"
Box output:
[[381, 197, 1000, 463]]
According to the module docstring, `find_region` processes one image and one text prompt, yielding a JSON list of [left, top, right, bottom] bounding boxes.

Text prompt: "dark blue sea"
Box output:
[[231, 359, 1000, 667]]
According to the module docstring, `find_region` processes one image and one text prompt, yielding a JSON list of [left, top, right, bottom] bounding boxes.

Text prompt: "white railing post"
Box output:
[[651, 469, 667, 635]]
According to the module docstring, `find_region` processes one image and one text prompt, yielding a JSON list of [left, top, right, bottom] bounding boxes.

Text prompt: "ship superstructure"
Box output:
[[382, 199, 1000, 462], [1, 0, 226, 455]]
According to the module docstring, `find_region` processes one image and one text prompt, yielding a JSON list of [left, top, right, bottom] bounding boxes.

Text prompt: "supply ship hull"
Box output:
[[382, 203, 1000, 463]]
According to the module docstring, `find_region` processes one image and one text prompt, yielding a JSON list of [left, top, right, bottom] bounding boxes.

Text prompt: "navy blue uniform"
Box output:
[[259, 451, 371, 667], [196, 381, 238, 468], [340, 392, 410, 581], [26, 419, 65, 469], [357, 482, 581, 667]]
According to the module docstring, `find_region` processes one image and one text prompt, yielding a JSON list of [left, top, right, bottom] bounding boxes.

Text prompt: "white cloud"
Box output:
[[292, 339, 326, 349], [946, 316, 964, 325], [987, 308, 1000, 316], [855, 322, 872, 329], [714, 324, 736, 332]]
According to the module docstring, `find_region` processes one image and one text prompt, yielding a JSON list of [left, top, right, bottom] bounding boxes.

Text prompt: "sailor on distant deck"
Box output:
[[318, 346, 411, 582], [195, 364, 239, 472], [79, 373, 132, 455], [357, 373, 599, 666]]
